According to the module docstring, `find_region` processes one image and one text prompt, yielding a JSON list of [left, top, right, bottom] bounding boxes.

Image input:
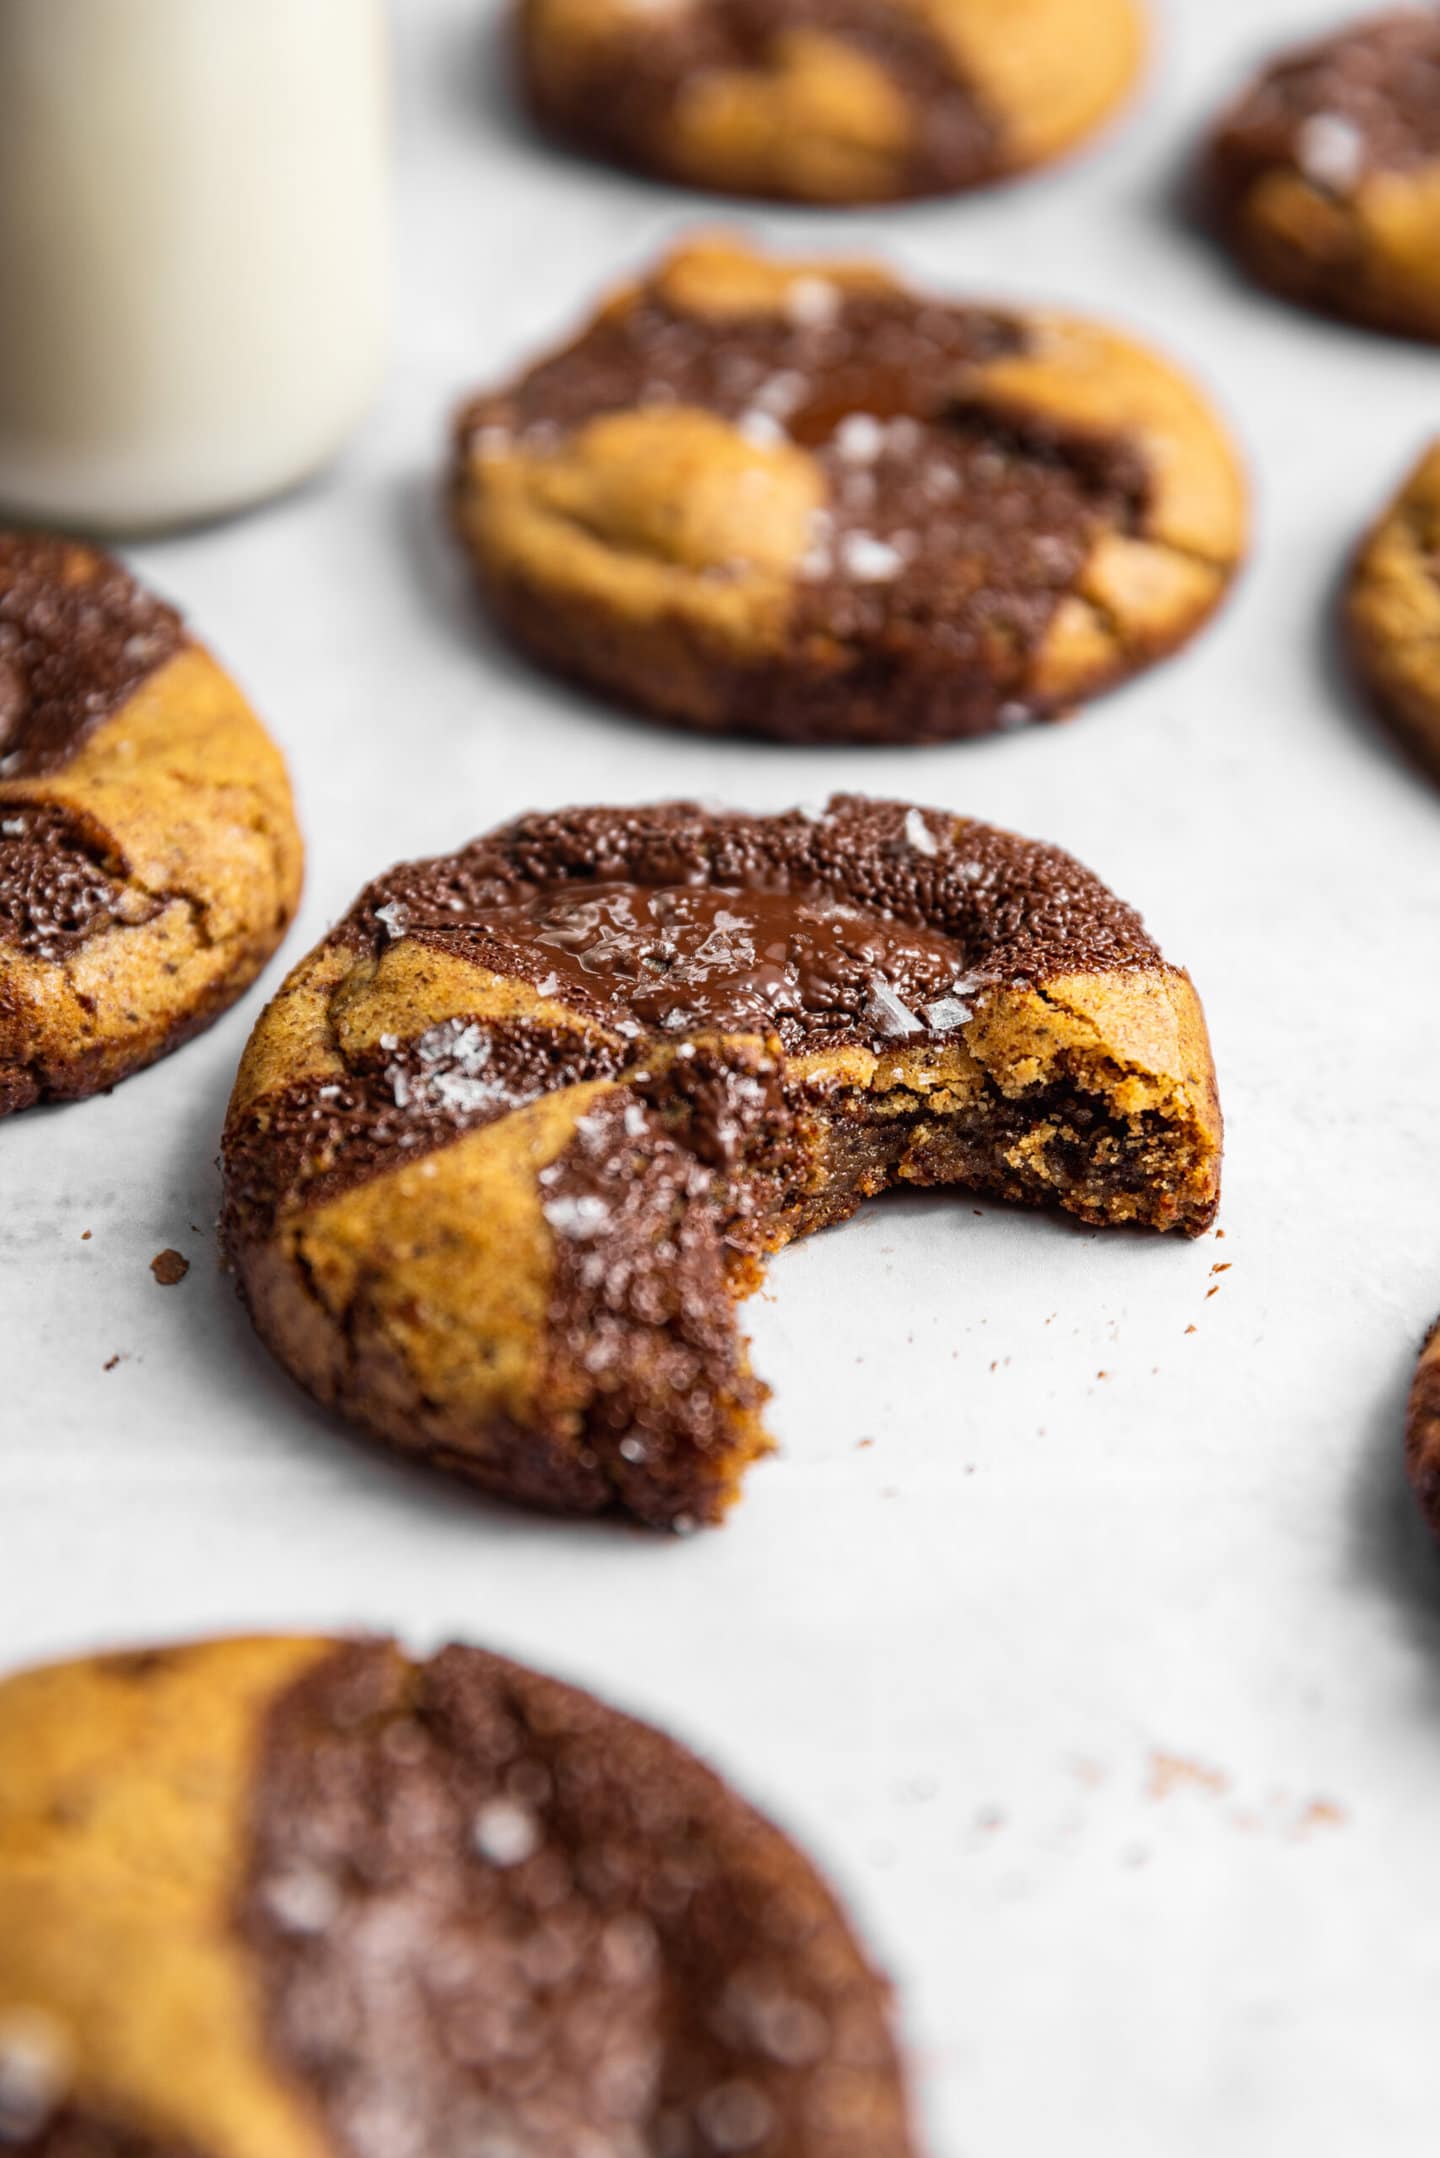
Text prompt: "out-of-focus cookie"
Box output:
[[1346, 442, 1440, 770], [1408, 1318, 1440, 1536], [1208, 9, 1440, 342], [0, 1633, 917, 2158], [0, 536, 302, 1115], [222, 795, 1223, 1531], [516, 0, 1146, 205], [450, 235, 1246, 747]]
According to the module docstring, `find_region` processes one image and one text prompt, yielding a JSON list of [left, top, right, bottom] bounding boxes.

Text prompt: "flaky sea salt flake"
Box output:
[[471, 1798, 541, 1868], [922, 996, 973, 1031], [543, 1193, 611, 1240], [738, 409, 785, 449], [904, 808, 938, 856], [785, 276, 840, 329], [839, 532, 904, 583], [867, 976, 924, 1038], [1297, 112, 1365, 193], [0, 2011, 72, 2144], [835, 413, 885, 464]]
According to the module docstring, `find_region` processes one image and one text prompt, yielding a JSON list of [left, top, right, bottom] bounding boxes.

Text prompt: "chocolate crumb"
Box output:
[[150, 1249, 189, 1286]]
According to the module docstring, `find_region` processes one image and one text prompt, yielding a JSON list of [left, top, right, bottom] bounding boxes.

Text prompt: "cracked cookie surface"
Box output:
[[1208, 9, 1440, 342], [221, 795, 1223, 1531], [450, 235, 1247, 747], [0, 536, 303, 1115], [516, 0, 1145, 204], [0, 1633, 916, 2158], [1347, 441, 1440, 770]]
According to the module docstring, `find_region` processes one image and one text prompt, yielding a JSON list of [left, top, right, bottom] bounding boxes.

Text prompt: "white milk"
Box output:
[[0, 0, 390, 532]]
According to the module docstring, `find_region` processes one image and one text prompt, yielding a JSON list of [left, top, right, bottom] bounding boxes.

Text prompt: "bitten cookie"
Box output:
[[1207, 9, 1440, 342], [1347, 441, 1440, 770], [516, 0, 1145, 205], [0, 1634, 916, 2158], [450, 235, 1246, 747], [0, 536, 303, 1115], [222, 796, 1223, 1531]]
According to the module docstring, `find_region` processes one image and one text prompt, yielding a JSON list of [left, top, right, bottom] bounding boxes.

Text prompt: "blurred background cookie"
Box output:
[[451, 235, 1246, 747], [0, 1632, 916, 2158], [516, 0, 1145, 204], [1207, 9, 1440, 342], [1346, 441, 1440, 772], [221, 796, 1222, 1530], [0, 536, 302, 1115]]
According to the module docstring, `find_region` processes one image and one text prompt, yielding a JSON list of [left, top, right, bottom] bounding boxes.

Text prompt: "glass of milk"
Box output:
[[0, 0, 391, 533]]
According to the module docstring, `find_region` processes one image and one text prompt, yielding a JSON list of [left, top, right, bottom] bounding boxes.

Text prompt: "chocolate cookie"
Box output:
[[516, 0, 1146, 205], [450, 236, 1247, 747], [1207, 9, 1440, 342], [221, 795, 1223, 1531], [0, 536, 303, 1115], [0, 1633, 915, 2158], [1408, 1319, 1440, 1538], [1346, 441, 1440, 770]]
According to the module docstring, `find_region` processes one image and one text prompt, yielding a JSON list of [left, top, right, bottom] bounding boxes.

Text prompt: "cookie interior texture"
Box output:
[[451, 235, 1246, 746], [0, 534, 303, 1114], [221, 796, 1223, 1531], [517, 0, 1145, 204], [0, 1634, 915, 2157], [1347, 439, 1440, 770], [1208, 9, 1440, 341]]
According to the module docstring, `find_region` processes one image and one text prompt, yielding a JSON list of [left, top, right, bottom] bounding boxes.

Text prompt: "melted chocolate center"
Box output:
[[451, 876, 966, 1040]]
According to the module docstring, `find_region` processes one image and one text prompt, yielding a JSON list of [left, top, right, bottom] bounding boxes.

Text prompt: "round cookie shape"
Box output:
[[1207, 9, 1440, 342], [450, 235, 1247, 747], [517, 0, 1146, 205], [1346, 440, 1440, 770], [0, 536, 303, 1115], [0, 1633, 916, 2158], [221, 795, 1223, 1531]]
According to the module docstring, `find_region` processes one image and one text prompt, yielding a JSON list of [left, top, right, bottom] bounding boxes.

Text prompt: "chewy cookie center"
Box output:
[[460, 876, 971, 1042]]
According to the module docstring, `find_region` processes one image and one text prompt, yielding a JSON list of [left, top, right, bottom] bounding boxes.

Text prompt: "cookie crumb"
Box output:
[[150, 1248, 190, 1286], [80, 1229, 92, 1240], [102, 1353, 124, 1372], [1148, 1751, 1229, 1802], [1294, 1798, 1348, 1837]]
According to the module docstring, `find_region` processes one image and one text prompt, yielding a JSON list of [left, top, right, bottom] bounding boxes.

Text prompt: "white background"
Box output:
[[6, 3, 1440, 2152]]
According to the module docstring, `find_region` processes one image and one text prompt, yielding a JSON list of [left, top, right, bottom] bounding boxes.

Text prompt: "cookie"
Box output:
[[1207, 9, 1440, 343], [221, 795, 1223, 1531], [516, 0, 1145, 205], [0, 536, 303, 1115], [0, 1633, 915, 2158], [1346, 441, 1440, 770], [1409, 1319, 1440, 1536], [450, 235, 1247, 747]]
